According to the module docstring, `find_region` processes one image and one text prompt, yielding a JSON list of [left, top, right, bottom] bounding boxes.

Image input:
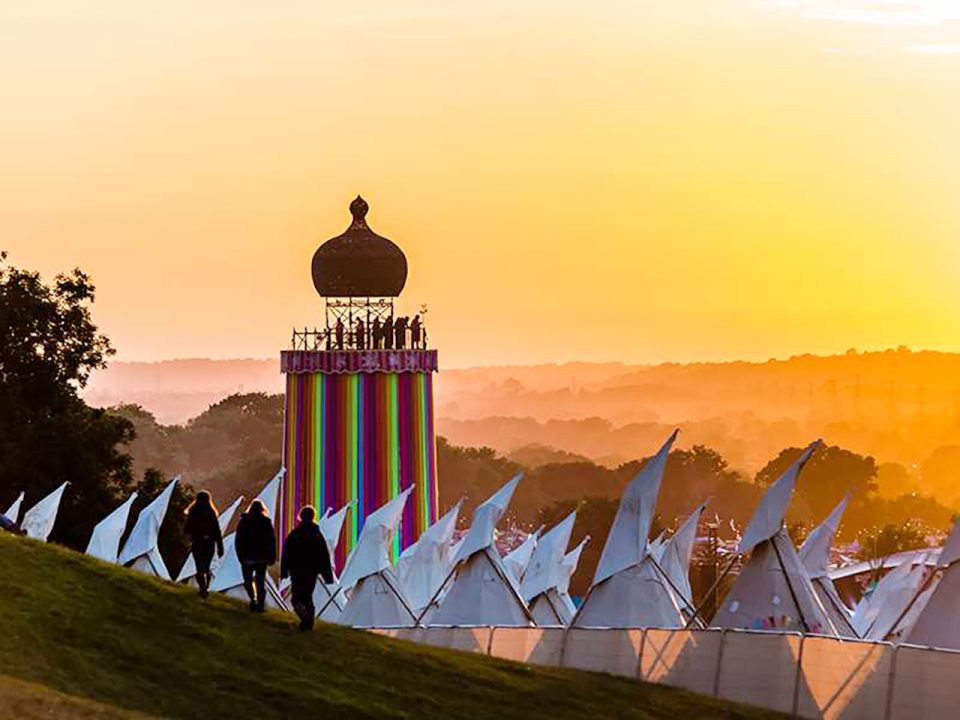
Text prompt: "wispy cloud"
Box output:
[[905, 42, 960, 53]]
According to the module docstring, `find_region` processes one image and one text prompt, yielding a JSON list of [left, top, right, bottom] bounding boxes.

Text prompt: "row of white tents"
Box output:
[[8, 433, 960, 646]]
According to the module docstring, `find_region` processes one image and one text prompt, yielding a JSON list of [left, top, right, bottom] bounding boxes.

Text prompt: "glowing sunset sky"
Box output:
[[2, 0, 959, 367]]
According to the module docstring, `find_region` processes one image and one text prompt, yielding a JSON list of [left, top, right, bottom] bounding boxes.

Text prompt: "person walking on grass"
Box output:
[[281, 506, 334, 631], [236, 499, 277, 612], [184, 490, 224, 599]]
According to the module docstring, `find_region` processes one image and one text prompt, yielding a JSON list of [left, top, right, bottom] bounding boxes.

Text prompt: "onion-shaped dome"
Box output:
[[311, 196, 408, 298]]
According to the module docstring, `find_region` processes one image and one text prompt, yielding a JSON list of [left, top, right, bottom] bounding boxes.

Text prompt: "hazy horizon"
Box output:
[[4, 0, 960, 367]]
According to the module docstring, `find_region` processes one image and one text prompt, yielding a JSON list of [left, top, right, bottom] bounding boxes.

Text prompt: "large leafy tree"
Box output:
[[0, 254, 135, 548]]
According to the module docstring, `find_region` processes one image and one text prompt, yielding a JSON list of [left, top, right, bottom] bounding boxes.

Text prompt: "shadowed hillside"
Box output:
[[0, 536, 782, 720]]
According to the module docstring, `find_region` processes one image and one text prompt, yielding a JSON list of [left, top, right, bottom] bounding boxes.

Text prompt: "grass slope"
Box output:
[[0, 536, 783, 719]]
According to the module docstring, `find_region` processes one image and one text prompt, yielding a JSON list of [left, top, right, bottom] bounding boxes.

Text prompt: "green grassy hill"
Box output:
[[0, 536, 782, 719]]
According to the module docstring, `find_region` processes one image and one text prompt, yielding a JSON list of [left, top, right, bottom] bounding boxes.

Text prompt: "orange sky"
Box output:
[[2, 1, 959, 367]]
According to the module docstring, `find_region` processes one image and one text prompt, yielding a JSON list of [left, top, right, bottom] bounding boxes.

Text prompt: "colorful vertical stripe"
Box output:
[[281, 369, 438, 571]]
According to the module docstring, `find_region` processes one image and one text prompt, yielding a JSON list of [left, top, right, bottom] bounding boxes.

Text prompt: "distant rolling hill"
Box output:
[[0, 536, 780, 719]]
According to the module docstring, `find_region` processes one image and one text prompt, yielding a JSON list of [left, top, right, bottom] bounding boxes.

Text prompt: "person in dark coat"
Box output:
[[184, 490, 224, 598], [394, 316, 408, 349], [355, 319, 365, 350], [235, 499, 277, 612], [371, 317, 382, 349], [410, 315, 422, 349], [382, 316, 394, 350], [280, 506, 334, 631], [335, 319, 345, 351]]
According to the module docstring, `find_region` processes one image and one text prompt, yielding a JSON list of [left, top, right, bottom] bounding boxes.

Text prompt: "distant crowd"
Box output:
[[329, 314, 425, 352]]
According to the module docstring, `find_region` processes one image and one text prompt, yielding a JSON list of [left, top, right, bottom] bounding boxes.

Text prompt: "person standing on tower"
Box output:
[[372, 317, 382, 349], [395, 316, 408, 350], [383, 315, 394, 350], [280, 506, 333, 631], [355, 318, 365, 350], [335, 319, 344, 350], [410, 315, 422, 349]]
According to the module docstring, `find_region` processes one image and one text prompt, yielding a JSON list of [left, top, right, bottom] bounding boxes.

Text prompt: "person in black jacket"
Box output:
[[235, 499, 277, 612], [184, 490, 224, 598], [280, 506, 334, 631]]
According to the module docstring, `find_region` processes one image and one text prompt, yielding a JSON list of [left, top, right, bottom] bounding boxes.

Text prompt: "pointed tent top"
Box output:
[[503, 526, 542, 585], [338, 488, 414, 590], [592, 430, 678, 586], [521, 512, 577, 602], [937, 517, 960, 568], [799, 494, 849, 578], [217, 496, 244, 533], [738, 440, 821, 555], [3, 491, 25, 524], [118, 476, 180, 565], [319, 500, 355, 555], [21, 482, 69, 541], [256, 469, 284, 522], [86, 492, 138, 564], [453, 473, 523, 565], [403, 499, 462, 558]]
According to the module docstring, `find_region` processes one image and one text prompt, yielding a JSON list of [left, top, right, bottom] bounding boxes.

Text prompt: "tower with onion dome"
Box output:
[[280, 196, 439, 568]]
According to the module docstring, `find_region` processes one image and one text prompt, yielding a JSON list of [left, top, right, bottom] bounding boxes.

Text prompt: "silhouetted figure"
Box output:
[[335, 319, 345, 351], [395, 316, 408, 350], [383, 316, 394, 350], [280, 506, 333, 631], [184, 490, 224, 599], [356, 319, 365, 350], [372, 317, 382, 349], [235, 499, 277, 612], [410, 315, 422, 349]]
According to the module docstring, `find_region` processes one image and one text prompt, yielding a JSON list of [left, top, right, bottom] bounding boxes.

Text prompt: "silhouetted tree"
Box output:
[[0, 254, 136, 549]]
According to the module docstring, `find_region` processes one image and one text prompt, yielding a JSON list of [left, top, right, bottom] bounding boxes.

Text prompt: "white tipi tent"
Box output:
[[427, 474, 533, 627], [86, 492, 139, 563], [521, 512, 576, 626], [311, 501, 355, 620], [799, 495, 858, 637], [176, 495, 244, 584], [209, 470, 287, 610], [3, 492, 24, 524], [557, 536, 589, 620], [503, 526, 542, 587], [397, 500, 462, 616], [659, 500, 708, 624], [118, 477, 179, 579], [711, 442, 837, 635], [333, 488, 417, 628], [21, 482, 69, 541], [900, 519, 960, 647], [851, 556, 915, 638], [573, 431, 686, 629]]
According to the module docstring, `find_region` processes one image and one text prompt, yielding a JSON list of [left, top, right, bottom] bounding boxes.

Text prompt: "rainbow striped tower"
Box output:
[[280, 197, 439, 570]]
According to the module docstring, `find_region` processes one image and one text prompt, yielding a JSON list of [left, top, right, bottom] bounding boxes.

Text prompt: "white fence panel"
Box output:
[[796, 636, 892, 720], [562, 628, 643, 677], [716, 630, 801, 716], [640, 628, 722, 698], [488, 627, 565, 667], [890, 645, 960, 720]]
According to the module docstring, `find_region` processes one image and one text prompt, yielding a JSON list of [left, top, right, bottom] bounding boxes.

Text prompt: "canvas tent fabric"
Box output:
[[452, 474, 522, 565], [503, 527, 541, 587], [20, 482, 68, 541], [530, 589, 573, 626], [427, 476, 532, 627], [592, 430, 678, 586], [712, 526, 835, 634], [799, 496, 857, 637], [864, 560, 929, 641], [318, 501, 354, 578], [176, 495, 244, 583], [851, 557, 914, 637], [659, 501, 708, 615], [900, 519, 960, 647], [573, 556, 685, 628], [335, 489, 417, 627], [557, 537, 589, 617], [428, 547, 533, 627], [521, 512, 576, 605], [118, 476, 179, 577], [738, 441, 820, 555], [397, 500, 462, 614], [3, 492, 24, 524], [86, 492, 139, 563]]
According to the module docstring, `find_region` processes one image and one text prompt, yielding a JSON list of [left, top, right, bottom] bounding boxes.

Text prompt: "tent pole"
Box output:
[[770, 534, 811, 633], [316, 584, 345, 618], [882, 563, 941, 642], [682, 554, 738, 630], [485, 547, 535, 624], [414, 563, 458, 627], [648, 554, 707, 630], [381, 569, 419, 624]]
